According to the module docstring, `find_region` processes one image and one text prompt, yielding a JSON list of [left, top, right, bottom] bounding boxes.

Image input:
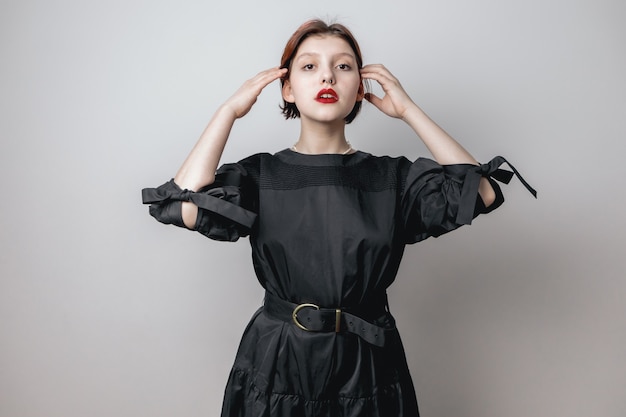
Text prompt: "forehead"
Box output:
[[294, 35, 356, 59]]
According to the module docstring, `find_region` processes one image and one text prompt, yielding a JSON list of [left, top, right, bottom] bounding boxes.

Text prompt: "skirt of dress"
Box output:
[[220, 308, 420, 417]]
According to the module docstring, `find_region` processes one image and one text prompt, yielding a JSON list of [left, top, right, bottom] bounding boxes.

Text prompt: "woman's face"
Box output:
[[282, 35, 364, 124]]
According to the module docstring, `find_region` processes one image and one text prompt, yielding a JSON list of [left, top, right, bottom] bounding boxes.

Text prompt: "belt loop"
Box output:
[[335, 309, 341, 332]]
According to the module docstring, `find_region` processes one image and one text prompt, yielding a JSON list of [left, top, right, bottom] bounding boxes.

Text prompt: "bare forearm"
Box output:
[[362, 64, 479, 165], [170, 67, 288, 228], [361, 64, 496, 206], [174, 105, 237, 191], [401, 104, 478, 165], [173, 106, 237, 229], [175, 67, 287, 191], [402, 105, 496, 206]]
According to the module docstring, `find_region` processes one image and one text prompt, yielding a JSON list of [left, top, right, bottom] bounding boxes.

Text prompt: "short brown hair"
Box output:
[[280, 20, 364, 124]]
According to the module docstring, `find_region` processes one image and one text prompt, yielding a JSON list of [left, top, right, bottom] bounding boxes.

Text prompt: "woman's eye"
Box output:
[[337, 64, 352, 70], [303, 64, 315, 70]]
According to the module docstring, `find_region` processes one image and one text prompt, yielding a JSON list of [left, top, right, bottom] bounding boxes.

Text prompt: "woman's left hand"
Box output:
[[360, 64, 416, 120]]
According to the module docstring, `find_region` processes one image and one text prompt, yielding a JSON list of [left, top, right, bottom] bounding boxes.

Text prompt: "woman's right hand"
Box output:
[[222, 67, 288, 119]]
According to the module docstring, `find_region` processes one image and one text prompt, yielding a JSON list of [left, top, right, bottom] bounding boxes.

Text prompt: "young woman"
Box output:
[[142, 19, 535, 417]]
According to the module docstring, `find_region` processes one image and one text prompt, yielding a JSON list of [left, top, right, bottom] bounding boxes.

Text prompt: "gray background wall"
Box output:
[[1, 0, 625, 416]]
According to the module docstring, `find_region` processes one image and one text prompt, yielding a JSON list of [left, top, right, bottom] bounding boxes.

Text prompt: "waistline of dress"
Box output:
[[262, 292, 395, 348]]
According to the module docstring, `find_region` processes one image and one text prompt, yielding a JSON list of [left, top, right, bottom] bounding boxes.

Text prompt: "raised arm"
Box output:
[[174, 67, 287, 228], [360, 64, 496, 206]]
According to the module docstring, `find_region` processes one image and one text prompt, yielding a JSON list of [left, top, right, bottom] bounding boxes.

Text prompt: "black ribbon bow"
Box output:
[[456, 156, 537, 225], [141, 180, 257, 229]]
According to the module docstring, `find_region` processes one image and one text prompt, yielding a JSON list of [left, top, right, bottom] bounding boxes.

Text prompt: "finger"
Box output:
[[264, 66, 288, 78], [269, 67, 288, 82], [364, 92, 384, 109], [361, 63, 387, 72], [361, 64, 393, 77], [361, 68, 393, 84], [252, 68, 288, 90], [252, 67, 286, 82], [361, 65, 398, 85]]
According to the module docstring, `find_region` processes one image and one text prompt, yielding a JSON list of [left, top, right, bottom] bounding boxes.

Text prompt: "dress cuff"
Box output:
[[142, 179, 257, 229], [455, 156, 537, 225]]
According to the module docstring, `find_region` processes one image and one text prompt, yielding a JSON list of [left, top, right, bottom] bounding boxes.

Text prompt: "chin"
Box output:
[[304, 109, 352, 123]]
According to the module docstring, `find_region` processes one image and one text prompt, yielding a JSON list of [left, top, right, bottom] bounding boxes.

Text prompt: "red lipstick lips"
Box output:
[[316, 88, 338, 103]]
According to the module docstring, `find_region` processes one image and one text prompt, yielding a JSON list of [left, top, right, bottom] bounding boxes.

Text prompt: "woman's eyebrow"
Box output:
[[294, 52, 356, 61]]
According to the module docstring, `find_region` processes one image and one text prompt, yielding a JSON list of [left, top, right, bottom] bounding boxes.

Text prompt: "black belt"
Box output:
[[262, 292, 395, 348]]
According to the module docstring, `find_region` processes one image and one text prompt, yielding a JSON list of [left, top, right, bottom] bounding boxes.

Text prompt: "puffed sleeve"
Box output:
[[141, 160, 259, 242], [401, 155, 536, 243]]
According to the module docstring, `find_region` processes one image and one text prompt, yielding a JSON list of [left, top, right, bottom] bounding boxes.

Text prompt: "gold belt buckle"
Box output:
[[292, 303, 342, 332], [292, 303, 319, 331]]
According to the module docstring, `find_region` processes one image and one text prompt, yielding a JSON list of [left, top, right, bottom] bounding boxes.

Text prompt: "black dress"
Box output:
[[142, 149, 533, 417]]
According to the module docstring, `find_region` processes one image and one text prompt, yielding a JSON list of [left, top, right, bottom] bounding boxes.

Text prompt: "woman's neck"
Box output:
[[292, 119, 352, 154]]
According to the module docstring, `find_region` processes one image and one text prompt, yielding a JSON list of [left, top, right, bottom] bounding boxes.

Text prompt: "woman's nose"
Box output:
[[321, 66, 334, 85]]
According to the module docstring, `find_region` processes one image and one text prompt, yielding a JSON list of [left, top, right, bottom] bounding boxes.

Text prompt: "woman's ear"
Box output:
[[282, 79, 295, 103], [356, 80, 365, 102]]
